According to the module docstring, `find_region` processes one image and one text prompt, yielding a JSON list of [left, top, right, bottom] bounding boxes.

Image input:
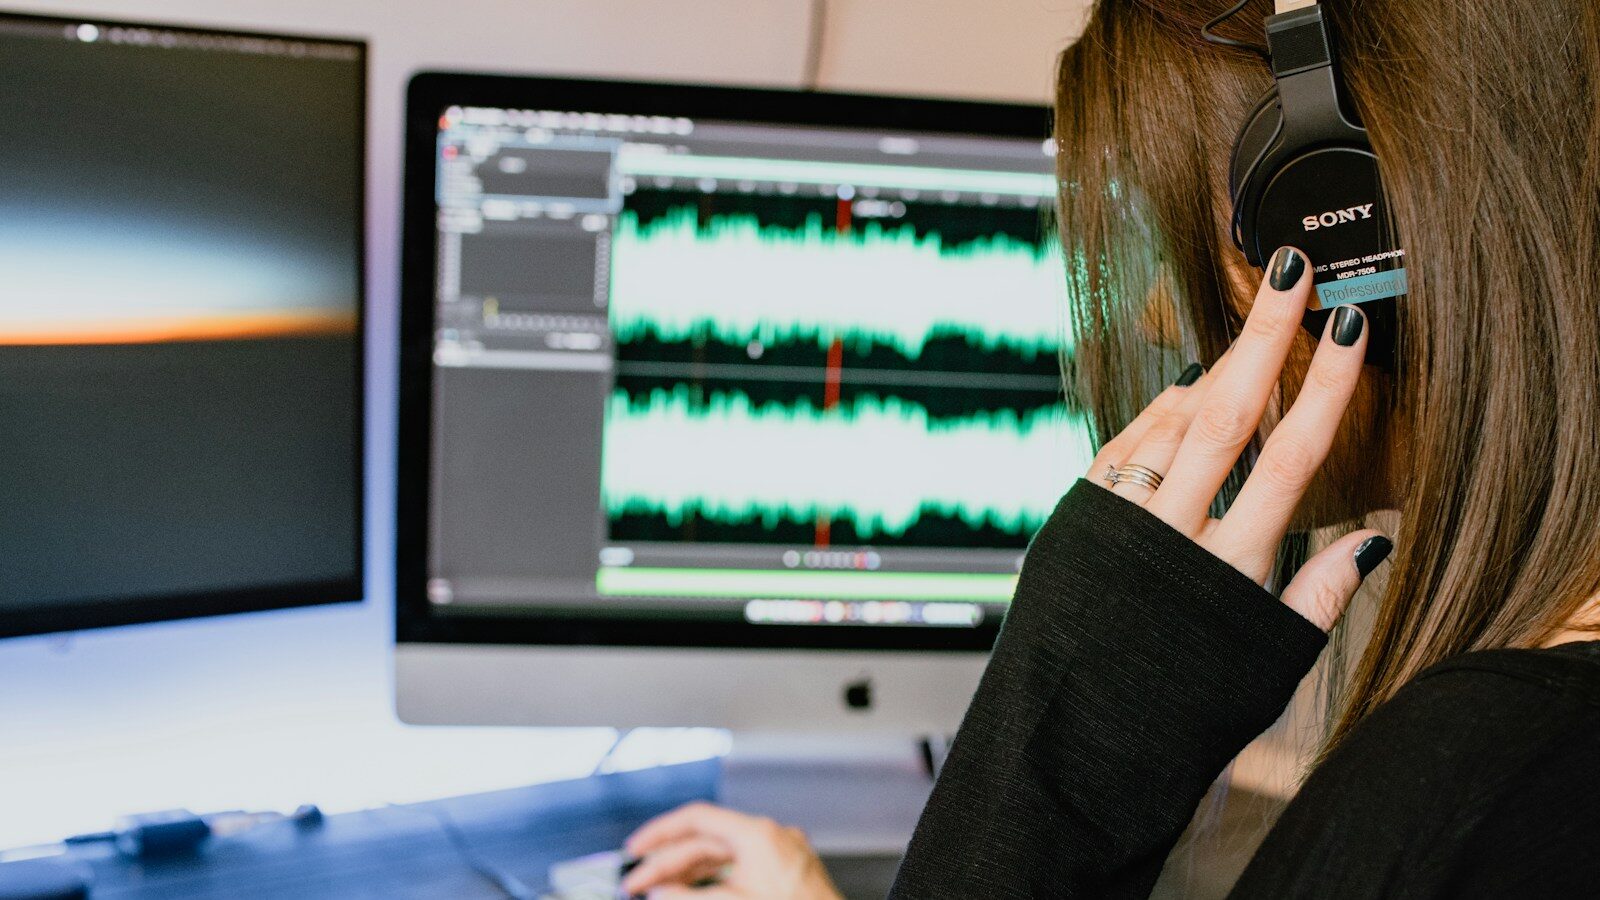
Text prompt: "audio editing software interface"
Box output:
[[427, 104, 1096, 629]]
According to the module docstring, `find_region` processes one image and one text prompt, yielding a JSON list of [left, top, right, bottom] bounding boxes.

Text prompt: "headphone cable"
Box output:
[[801, 0, 829, 90], [1201, 0, 1271, 60]]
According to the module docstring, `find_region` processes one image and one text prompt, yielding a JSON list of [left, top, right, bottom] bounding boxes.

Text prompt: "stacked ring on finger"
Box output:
[[1104, 463, 1165, 491]]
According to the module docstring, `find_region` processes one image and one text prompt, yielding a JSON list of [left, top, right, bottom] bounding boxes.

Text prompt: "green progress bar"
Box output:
[[596, 567, 1018, 602], [615, 152, 1057, 198]]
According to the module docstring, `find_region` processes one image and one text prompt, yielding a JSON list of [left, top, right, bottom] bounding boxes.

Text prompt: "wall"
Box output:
[[0, 0, 1087, 848]]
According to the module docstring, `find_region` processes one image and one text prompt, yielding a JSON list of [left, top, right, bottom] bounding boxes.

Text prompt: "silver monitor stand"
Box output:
[[395, 644, 983, 851]]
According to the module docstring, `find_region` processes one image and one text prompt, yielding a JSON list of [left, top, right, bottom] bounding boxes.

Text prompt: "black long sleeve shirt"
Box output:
[[891, 481, 1600, 898]]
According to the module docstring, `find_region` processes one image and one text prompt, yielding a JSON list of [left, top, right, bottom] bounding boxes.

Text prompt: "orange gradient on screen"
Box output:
[[0, 309, 357, 346]]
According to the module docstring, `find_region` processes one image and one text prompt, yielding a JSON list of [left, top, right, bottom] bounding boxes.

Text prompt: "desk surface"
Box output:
[[26, 759, 907, 900]]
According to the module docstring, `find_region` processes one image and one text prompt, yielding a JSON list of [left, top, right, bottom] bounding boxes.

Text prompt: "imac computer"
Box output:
[[0, 13, 366, 639], [395, 74, 1094, 732]]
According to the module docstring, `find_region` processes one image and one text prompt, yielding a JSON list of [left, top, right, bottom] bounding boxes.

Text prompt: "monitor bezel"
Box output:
[[0, 11, 367, 640], [397, 72, 1056, 652]]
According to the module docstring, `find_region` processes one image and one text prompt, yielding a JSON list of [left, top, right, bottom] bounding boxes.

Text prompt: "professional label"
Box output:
[[1312, 255, 1407, 309]]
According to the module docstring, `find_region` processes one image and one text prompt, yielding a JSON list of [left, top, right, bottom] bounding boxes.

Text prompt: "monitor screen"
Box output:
[[399, 76, 1093, 651], [0, 14, 365, 638]]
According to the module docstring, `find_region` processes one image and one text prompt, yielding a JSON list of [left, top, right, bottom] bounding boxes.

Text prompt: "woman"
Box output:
[[621, 0, 1600, 896]]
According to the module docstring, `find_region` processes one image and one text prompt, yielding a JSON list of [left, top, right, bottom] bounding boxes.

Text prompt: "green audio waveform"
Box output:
[[610, 208, 1071, 360], [601, 387, 1095, 540]]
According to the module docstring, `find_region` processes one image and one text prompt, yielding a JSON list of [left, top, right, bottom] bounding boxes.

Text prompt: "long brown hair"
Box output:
[[1054, 0, 1600, 749]]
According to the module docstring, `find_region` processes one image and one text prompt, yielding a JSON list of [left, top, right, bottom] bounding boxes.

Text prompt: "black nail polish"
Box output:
[[1268, 247, 1307, 290], [1353, 535, 1393, 578], [1174, 362, 1204, 387], [1332, 305, 1365, 346]]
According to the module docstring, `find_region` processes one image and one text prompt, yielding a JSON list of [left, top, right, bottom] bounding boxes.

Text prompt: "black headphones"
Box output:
[[1217, 0, 1404, 365]]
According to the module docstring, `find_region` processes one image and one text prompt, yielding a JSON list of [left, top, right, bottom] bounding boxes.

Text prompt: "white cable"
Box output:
[[801, 0, 828, 90]]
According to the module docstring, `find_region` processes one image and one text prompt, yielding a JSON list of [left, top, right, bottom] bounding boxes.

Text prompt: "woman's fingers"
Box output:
[[643, 886, 742, 900], [621, 836, 733, 895], [1094, 352, 1232, 498], [1280, 529, 1393, 631], [1087, 365, 1204, 481], [1109, 362, 1217, 502], [626, 803, 753, 856], [1146, 247, 1312, 532], [1209, 305, 1369, 581]]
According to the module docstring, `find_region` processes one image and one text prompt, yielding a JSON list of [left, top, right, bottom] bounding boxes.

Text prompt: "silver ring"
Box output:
[[1106, 463, 1164, 491]]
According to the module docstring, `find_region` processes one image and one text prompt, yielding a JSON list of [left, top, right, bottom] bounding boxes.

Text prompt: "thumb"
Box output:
[[647, 887, 743, 900], [1281, 530, 1393, 632]]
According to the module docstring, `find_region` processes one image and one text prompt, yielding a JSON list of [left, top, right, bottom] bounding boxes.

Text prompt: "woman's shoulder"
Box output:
[[1307, 639, 1600, 813], [1343, 638, 1600, 747], [1229, 642, 1600, 897], [1409, 638, 1600, 703], [1318, 640, 1600, 777]]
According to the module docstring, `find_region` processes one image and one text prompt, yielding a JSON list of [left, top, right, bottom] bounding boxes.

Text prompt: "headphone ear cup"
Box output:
[[1229, 87, 1280, 197], [1229, 87, 1282, 262]]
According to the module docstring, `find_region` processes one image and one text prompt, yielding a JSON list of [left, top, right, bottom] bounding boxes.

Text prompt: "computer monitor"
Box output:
[[395, 74, 1093, 731], [0, 14, 365, 639]]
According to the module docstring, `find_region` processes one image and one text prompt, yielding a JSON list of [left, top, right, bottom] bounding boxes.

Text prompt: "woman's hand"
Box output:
[[1091, 247, 1392, 631], [621, 802, 843, 900]]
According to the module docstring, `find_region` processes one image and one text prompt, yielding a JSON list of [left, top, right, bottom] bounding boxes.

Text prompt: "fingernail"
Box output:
[[1332, 305, 1365, 347], [1353, 535, 1393, 578], [1174, 362, 1204, 387], [1268, 246, 1307, 291]]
